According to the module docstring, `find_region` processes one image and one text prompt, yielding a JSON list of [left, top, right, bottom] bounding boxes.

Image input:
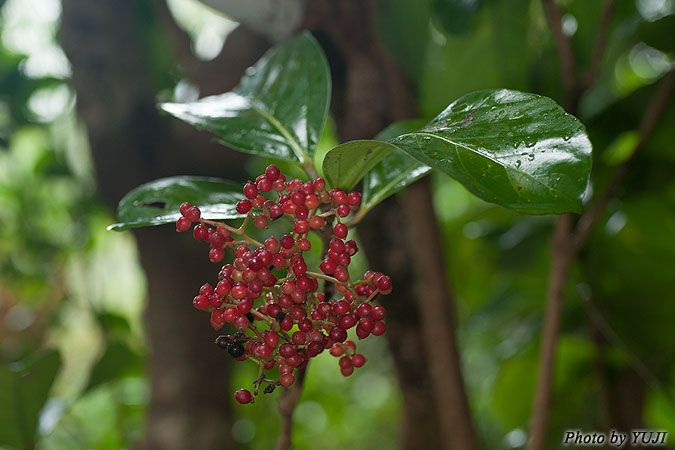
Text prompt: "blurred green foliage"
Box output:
[[1, 0, 674, 449]]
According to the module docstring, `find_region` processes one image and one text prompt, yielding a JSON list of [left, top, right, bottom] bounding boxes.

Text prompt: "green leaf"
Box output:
[[109, 176, 244, 231], [391, 89, 592, 214], [85, 342, 141, 393], [322, 140, 397, 192], [0, 351, 61, 449], [160, 32, 331, 166], [361, 120, 431, 210]]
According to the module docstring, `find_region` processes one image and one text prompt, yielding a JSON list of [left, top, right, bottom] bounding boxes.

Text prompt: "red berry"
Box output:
[[236, 199, 252, 214], [329, 239, 346, 254], [371, 305, 386, 321], [329, 326, 348, 342], [179, 202, 192, 216], [234, 314, 250, 330], [334, 266, 349, 282], [257, 178, 272, 192], [292, 331, 306, 345], [209, 247, 225, 262], [309, 216, 325, 229], [280, 234, 294, 249], [319, 259, 336, 275], [332, 190, 348, 205], [234, 389, 252, 404], [265, 164, 281, 181], [337, 204, 350, 217], [297, 238, 311, 252], [193, 224, 209, 241], [372, 321, 386, 336], [352, 354, 366, 367], [176, 216, 191, 232], [193, 295, 209, 310], [313, 177, 326, 191], [243, 182, 258, 199], [330, 344, 344, 357], [339, 356, 352, 369], [377, 276, 392, 292], [253, 215, 268, 229], [279, 373, 295, 387], [270, 204, 283, 219], [293, 220, 309, 234], [279, 343, 296, 358], [347, 192, 362, 207], [216, 280, 231, 296], [334, 223, 348, 239], [185, 206, 201, 222], [264, 331, 280, 348]]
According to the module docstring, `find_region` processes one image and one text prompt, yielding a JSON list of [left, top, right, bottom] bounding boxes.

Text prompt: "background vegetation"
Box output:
[[0, 0, 673, 449]]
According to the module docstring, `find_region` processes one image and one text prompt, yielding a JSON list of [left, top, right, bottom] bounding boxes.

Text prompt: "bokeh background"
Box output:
[[1, 0, 674, 449]]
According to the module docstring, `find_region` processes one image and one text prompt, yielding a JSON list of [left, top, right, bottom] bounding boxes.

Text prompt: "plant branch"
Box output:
[[543, 0, 577, 110], [584, 0, 617, 89], [572, 68, 675, 251]]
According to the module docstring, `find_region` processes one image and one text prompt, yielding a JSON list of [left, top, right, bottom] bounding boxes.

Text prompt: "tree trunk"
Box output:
[[59, 1, 268, 448]]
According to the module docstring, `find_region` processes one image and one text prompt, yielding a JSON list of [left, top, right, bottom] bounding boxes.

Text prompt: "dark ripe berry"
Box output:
[[227, 342, 245, 358], [253, 215, 268, 229], [371, 305, 386, 321], [355, 325, 370, 339], [279, 343, 296, 358], [234, 315, 250, 330], [334, 223, 348, 239], [265, 236, 279, 252], [347, 192, 362, 207], [236, 199, 252, 214], [280, 316, 294, 331], [296, 238, 311, 252], [193, 224, 209, 241], [313, 177, 326, 191], [235, 389, 253, 404], [280, 234, 294, 249], [193, 295, 209, 310], [279, 373, 295, 387], [332, 190, 348, 205], [337, 204, 350, 217], [176, 216, 191, 232], [275, 311, 286, 322], [319, 259, 336, 275], [329, 326, 348, 342], [329, 239, 346, 254], [377, 276, 392, 292], [243, 181, 258, 199], [269, 204, 283, 219], [245, 312, 255, 323], [339, 356, 352, 369], [265, 164, 281, 181], [186, 206, 201, 222], [215, 335, 229, 349], [352, 354, 366, 367], [298, 318, 313, 332], [291, 191, 306, 206], [334, 266, 349, 282], [292, 331, 306, 345], [209, 248, 225, 262], [264, 331, 280, 348], [371, 321, 386, 336], [257, 177, 272, 192], [293, 220, 309, 234], [339, 314, 357, 330], [180, 202, 192, 216], [309, 216, 326, 229]]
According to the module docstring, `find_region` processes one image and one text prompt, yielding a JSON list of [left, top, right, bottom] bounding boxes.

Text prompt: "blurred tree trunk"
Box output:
[[60, 1, 268, 449]]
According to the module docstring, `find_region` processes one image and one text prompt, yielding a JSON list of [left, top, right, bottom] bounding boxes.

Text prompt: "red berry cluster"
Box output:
[[175, 164, 391, 404]]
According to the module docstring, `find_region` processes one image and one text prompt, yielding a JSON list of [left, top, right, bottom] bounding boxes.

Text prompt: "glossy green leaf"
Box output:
[[0, 351, 61, 449], [85, 342, 141, 392], [322, 140, 397, 192], [361, 120, 431, 210], [391, 89, 592, 214], [109, 176, 244, 231], [160, 32, 330, 166]]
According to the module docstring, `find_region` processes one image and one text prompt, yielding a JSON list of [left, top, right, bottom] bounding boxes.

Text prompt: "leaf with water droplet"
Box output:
[[388, 89, 592, 214]]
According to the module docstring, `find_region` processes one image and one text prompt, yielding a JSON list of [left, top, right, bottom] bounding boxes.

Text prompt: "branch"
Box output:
[[584, 0, 617, 89], [276, 366, 307, 450], [543, 0, 577, 110], [572, 68, 675, 251], [526, 213, 573, 450]]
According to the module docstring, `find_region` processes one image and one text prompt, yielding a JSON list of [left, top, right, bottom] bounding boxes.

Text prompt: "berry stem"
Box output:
[[305, 271, 348, 287], [200, 218, 263, 248]]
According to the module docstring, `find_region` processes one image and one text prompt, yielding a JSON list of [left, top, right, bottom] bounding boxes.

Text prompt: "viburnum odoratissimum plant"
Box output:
[[110, 33, 592, 405]]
